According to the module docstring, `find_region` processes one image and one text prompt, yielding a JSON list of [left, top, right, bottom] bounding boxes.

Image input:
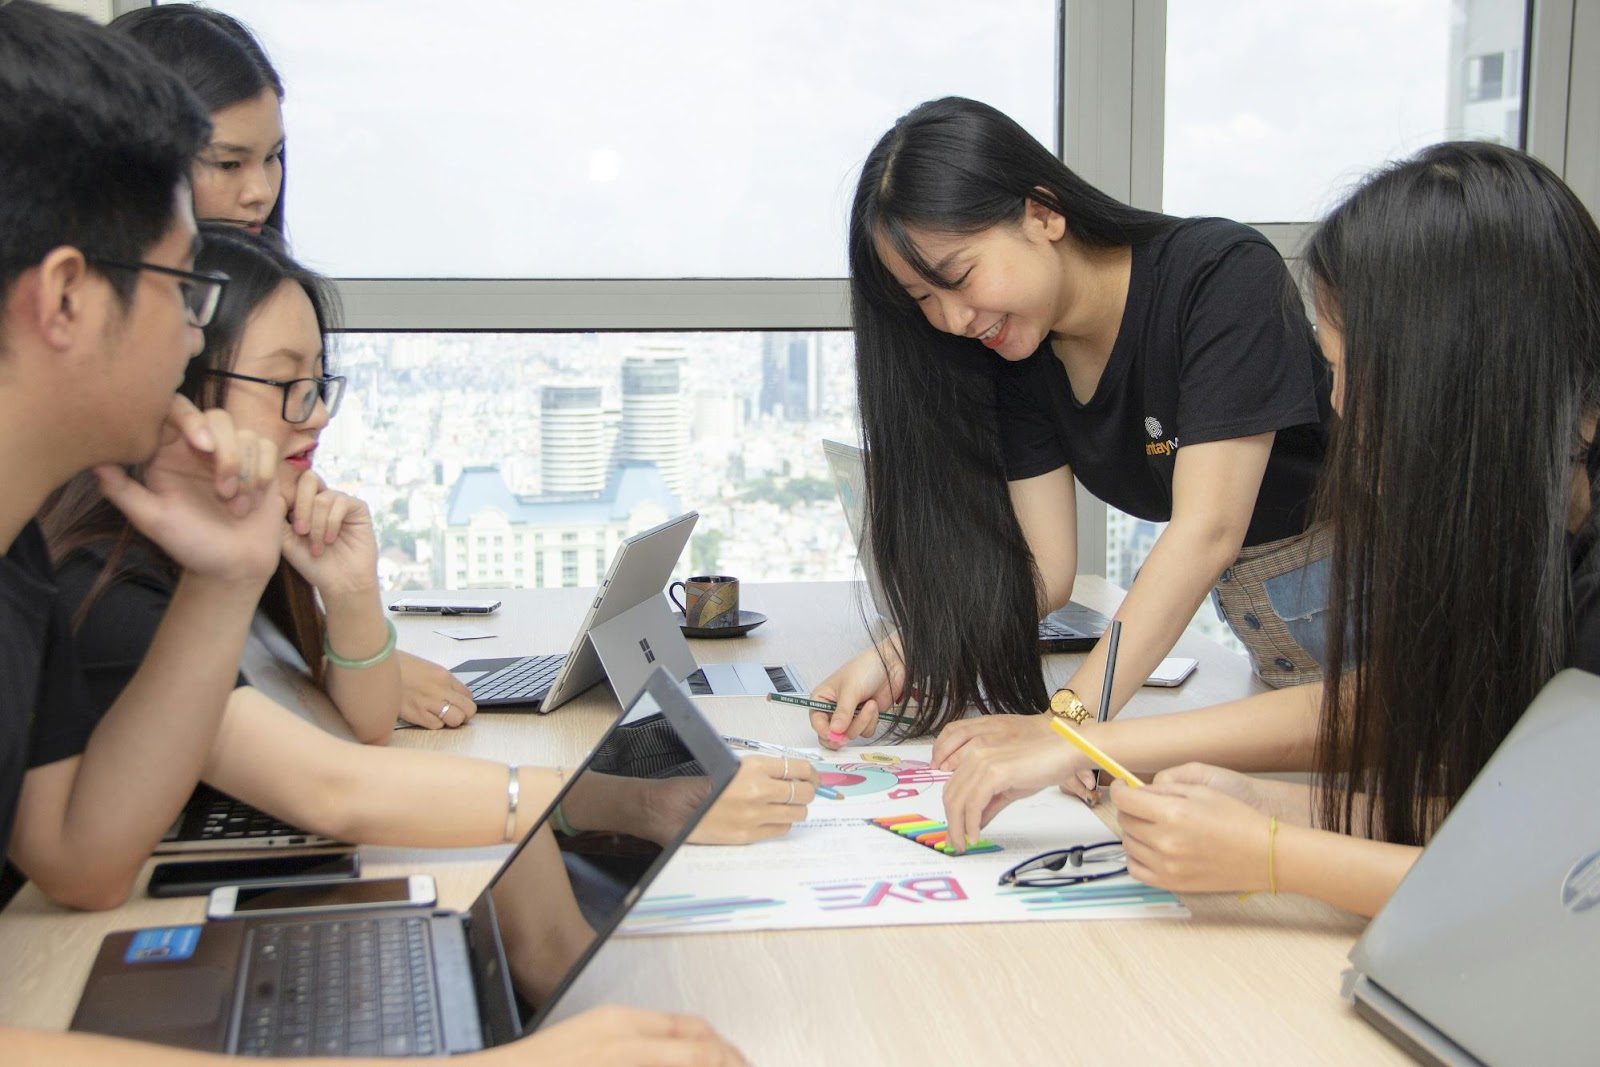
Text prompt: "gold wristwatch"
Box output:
[[1048, 686, 1091, 725]]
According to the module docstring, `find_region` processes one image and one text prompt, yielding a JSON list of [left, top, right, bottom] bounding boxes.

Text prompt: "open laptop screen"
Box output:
[[465, 668, 737, 1039]]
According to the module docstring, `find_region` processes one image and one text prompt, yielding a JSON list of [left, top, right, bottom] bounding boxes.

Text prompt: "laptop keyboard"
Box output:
[[186, 791, 315, 844], [1037, 617, 1089, 640], [469, 653, 565, 702], [685, 665, 800, 696], [236, 917, 439, 1057]]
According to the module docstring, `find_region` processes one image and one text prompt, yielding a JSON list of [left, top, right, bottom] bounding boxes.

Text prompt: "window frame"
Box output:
[[114, 0, 1597, 576]]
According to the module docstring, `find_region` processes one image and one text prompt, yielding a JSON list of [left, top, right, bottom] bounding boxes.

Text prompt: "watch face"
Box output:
[[1049, 689, 1087, 722]]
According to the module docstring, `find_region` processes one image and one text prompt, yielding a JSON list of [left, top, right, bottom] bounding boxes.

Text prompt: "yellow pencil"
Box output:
[[1047, 717, 1146, 788]]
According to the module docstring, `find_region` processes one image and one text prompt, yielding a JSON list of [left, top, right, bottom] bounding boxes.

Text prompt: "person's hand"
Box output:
[[940, 716, 1092, 853], [95, 397, 282, 583], [396, 649, 477, 729], [935, 713, 1100, 803], [474, 1005, 747, 1067], [279, 470, 381, 598], [810, 642, 904, 749], [687, 756, 818, 845], [1111, 767, 1276, 894]]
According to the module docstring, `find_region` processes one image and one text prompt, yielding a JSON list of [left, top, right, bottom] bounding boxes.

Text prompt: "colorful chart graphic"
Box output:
[[622, 893, 786, 934], [813, 754, 952, 799]]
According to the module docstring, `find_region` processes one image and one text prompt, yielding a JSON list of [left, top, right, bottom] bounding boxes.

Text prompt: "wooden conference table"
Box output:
[[0, 579, 1408, 1065]]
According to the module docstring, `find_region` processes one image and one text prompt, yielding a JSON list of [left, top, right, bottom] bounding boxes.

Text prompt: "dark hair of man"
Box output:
[[1305, 141, 1600, 846], [41, 225, 340, 683], [0, 0, 209, 306], [110, 4, 288, 234], [848, 96, 1179, 736]]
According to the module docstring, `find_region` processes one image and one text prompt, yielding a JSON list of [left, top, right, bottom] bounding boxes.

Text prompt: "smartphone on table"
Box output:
[[1143, 657, 1199, 687], [206, 875, 437, 921], [146, 851, 360, 899], [388, 597, 501, 615]]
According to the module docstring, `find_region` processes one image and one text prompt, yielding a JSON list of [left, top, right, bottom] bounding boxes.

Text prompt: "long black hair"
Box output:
[[849, 97, 1176, 735], [1306, 141, 1600, 845], [42, 224, 339, 681], [110, 4, 288, 234]]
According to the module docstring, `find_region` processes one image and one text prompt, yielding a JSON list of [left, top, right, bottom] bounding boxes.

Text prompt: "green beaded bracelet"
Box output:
[[323, 617, 397, 670]]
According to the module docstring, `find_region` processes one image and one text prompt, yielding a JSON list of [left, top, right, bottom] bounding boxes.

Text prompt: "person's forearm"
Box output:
[[1085, 682, 1323, 777], [209, 688, 558, 846], [1066, 518, 1240, 716], [1275, 824, 1420, 917], [21, 572, 262, 908], [321, 586, 400, 744]]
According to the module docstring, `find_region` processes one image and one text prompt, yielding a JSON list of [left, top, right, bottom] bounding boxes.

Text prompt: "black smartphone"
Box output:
[[388, 597, 501, 615], [145, 850, 360, 898]]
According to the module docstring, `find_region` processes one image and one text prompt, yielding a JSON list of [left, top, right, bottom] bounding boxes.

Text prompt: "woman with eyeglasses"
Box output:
[[43, 224, 396, 745], [34, 226, 820, 853], [941, 142, 1600, 917]]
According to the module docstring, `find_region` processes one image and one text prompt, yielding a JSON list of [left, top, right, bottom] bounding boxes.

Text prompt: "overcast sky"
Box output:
[[217, 0, 1491, 279]]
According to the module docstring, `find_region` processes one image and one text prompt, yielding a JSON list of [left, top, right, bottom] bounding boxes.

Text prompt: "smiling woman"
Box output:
[[110, 4, 288, 235], [810, 97, 1334, 750]]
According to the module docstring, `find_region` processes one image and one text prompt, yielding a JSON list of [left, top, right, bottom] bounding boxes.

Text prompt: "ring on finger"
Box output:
[[786, 780, 796, 805], [439, 702, 451, 721], [781, 756, 790, 779]]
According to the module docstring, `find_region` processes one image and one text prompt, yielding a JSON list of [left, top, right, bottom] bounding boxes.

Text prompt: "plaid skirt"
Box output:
[[1210, 524, 1334, 688]]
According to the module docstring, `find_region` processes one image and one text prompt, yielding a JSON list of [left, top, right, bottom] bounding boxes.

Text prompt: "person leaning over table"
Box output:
[[937, 141, 1600, 919], [0, 6, 748, 1065], [809, 96, 1332, 754]]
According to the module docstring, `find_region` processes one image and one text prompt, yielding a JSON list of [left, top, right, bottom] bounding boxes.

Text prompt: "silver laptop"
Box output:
[[451, 511, 802, 710], [71, 667, 736, 1057], [821, 439, 1111, 653], [1343, 668, 1600, 1066]]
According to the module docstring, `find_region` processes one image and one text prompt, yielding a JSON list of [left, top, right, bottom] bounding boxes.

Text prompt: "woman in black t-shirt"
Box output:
[[811, 97, 1331, 748], [942, 142, 1600, 916]]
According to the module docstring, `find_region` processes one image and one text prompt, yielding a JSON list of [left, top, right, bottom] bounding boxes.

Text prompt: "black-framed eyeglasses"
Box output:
[[997, 841, 1128, 888], [204, 370, 346, 423], [86, 258, 229, 327]]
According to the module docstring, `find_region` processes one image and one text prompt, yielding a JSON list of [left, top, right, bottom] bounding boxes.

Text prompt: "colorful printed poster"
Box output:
[[623, 746, 1187, 935]]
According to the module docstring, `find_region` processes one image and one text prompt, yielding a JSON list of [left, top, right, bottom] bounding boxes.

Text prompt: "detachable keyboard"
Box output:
[[235, 917, 439, 1057], [466, 653, 565, 703]]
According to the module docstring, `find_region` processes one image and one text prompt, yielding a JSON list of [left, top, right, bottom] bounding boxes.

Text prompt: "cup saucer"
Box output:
[[675, 609, 768, 638]]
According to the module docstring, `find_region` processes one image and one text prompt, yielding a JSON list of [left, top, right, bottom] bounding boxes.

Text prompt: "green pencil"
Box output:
[[765, 691, 916, 727]]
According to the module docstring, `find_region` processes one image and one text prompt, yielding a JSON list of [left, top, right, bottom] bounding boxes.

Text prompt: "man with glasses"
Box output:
[[0, 6, 746, 1065]]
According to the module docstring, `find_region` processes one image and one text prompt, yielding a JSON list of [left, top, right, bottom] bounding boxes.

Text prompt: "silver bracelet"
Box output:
[[503, 764, 520, 843]]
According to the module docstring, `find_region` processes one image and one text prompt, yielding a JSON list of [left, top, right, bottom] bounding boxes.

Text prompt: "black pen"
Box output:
[[1098, 620, 1122, 724]]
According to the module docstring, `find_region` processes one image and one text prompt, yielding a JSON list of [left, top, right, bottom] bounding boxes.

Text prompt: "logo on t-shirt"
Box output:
[[1143, 415, 1178, 457]]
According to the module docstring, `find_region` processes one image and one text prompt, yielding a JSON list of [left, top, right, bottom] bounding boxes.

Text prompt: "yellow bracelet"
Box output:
[[1267, 815, 1279, 896]]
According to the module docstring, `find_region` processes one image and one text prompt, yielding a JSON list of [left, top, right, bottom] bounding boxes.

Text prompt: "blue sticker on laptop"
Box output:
[[124, 925, 203, 964]]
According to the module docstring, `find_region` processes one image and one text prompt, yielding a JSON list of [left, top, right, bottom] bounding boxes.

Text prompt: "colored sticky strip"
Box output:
[[915, 831, 950, 846], [893, 820, 945, 836], [873, 814, 926, 827]]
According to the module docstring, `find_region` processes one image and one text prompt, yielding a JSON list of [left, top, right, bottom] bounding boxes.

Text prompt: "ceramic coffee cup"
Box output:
[[669, 574, 739, 629]]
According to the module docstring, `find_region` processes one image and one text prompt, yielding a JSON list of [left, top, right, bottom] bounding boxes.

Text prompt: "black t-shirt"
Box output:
[[995, 217, 1332, 547], [53, 541, 247, 718], [0, 523, 100, 886]]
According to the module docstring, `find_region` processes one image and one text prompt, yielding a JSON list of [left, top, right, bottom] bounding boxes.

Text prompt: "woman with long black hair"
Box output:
[[941, 141, 1600, 917], [813, 97, 1332, 747], [111, 4, 287, 236]]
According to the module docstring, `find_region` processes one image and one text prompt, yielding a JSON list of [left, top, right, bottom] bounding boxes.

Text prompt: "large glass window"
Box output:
[[198, 0, 1058, 279], [1163, 0, 1528, 222], [316, 330, 861, 590]]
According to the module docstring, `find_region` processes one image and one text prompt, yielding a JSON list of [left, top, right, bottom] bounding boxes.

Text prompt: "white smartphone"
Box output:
[[388, 597, 501, 615], [206, 875, 436, 920], [1144, 657, 1199, 687]]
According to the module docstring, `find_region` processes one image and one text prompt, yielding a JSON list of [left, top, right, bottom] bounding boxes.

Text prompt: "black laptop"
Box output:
[[70, 667, 736, 1056]]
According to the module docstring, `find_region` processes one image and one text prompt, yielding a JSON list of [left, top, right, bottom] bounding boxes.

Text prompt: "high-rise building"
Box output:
[[540, 384, 607, 492], [436, 461, 679, 589], [759, 332, 824, 421], [619, 348, 688, 495], [1447, 0, 1525, 146]]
